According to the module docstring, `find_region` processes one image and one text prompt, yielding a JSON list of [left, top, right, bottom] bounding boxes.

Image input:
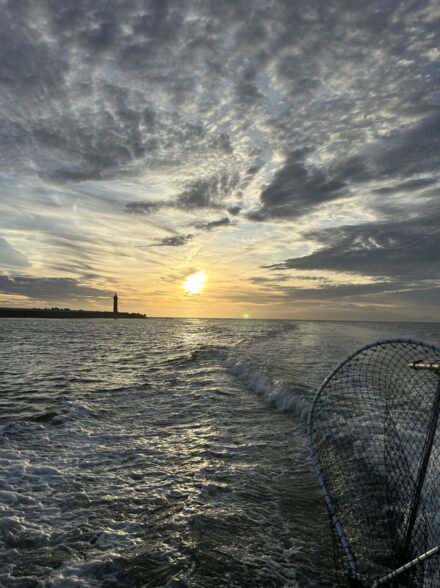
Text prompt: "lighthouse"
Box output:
[[113, 292, 119, 315]]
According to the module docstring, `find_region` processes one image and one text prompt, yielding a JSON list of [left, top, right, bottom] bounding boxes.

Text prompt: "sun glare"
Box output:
[[183, 271, 206, 294]]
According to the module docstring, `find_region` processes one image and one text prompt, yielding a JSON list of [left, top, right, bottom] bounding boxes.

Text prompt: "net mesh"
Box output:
[[308, 339, 440, 587]]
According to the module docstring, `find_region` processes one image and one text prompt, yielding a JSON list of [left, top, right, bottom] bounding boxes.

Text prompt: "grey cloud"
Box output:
[[247, 150, 348, 221], [352, 112, 440, 189], [385, 287, 440, 307], [125, 200, 164, 215], [0, 274, 112, 300], [371, 111, 440, 180], [249, 275, 290, 284], [278, 282, 399, 300], [177, 178, 219, 209], [370, 189, 440, 221], [0, 85, 159, 182], [265, 213, 440, 284], [177, 174, 239, 210], [0, 1, 240, 182], [267, 283, 440, 320], [125, 173, 240, 215], [154, 234, 194, 247], [125, 179, 241, 221], [234, 64, 264, 106], [194, 217, 231, 231], [235, 79, 263, 105], [0, 1, 66, 93], [374, 177, 437, 195], [249, 109, 440, 221], [2, 0, 439, 194]]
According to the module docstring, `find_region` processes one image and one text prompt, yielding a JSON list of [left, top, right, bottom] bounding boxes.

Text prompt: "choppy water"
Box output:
[[1, 318, 439, 588]]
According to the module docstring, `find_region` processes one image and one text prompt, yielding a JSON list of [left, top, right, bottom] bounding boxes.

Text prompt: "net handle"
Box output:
[[371, 544, 440, 587], [308, 438, 359, 579]]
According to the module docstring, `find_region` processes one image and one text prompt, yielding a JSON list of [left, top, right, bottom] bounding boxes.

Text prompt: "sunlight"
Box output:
[[183, 271, 206, 295]]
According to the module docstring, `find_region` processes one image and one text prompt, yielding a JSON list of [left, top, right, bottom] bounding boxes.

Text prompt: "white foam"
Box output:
[[211, 349, 311, 423]]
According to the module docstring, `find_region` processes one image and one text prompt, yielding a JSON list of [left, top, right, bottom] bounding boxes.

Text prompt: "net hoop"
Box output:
[[308, 338, 440, 586]]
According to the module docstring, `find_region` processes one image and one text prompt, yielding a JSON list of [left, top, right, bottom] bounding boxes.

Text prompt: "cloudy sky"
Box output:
[[1, 0, 439, 320]]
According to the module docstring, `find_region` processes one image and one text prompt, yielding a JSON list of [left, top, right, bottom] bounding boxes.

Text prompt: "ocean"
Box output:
[[1, 318, 439, 588]]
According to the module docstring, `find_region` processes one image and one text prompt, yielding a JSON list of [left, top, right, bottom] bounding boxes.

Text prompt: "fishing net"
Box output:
[[308, 339, 440, 587]]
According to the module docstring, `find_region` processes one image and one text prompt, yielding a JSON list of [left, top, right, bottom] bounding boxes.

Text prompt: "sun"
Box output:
[[183, 271, 206, 294]]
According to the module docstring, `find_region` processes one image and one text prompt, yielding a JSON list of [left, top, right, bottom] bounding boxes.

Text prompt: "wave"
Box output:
[[193, 344, 311, 423], [222, 351, 311, 423]]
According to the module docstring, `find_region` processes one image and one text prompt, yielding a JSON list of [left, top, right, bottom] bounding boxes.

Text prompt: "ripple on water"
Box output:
[[1, 318, 437, 586]]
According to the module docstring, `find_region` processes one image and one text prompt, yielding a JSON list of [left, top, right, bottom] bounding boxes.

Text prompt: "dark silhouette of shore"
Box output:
[[0, 307, 147, 319]]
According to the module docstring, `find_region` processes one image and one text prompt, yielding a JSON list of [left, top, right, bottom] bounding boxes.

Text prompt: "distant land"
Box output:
[[0, 307, 147, 319], [0, 293, 147, 319]]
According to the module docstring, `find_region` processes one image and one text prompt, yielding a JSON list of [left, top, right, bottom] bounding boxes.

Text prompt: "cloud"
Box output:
[[248, 108, 440, 222], [0, 238, 29, 269], [264, 211, 440, 285], [373, 177, 437, 195], [370, 111, 440, 180], [247, 149, 348, 220], [1, 0, 440, 318], [153, 234, 194, 247], [176, 174, 239, 210], [249, 275, 290, 284], [3, 0, 439, 200], [125, 173, 242, 219], [0, 274, 112, 301], [0, 2, 243, 183], [125, 200, 164, 215], [193, 217, 231, 231], [276, 282, 398, 300]]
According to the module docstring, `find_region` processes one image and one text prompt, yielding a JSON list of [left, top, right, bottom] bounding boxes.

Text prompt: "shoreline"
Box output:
[[0, 308, 147, 319]]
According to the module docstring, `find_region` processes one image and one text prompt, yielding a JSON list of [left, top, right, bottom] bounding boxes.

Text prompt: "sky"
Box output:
[[0, 0, 439, 321]]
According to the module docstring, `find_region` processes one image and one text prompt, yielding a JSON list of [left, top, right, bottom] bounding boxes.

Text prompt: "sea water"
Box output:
[[0, 318, 439, 587]]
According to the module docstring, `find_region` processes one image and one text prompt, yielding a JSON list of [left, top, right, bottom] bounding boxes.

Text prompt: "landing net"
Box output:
[[308, 339, 440, 587]]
